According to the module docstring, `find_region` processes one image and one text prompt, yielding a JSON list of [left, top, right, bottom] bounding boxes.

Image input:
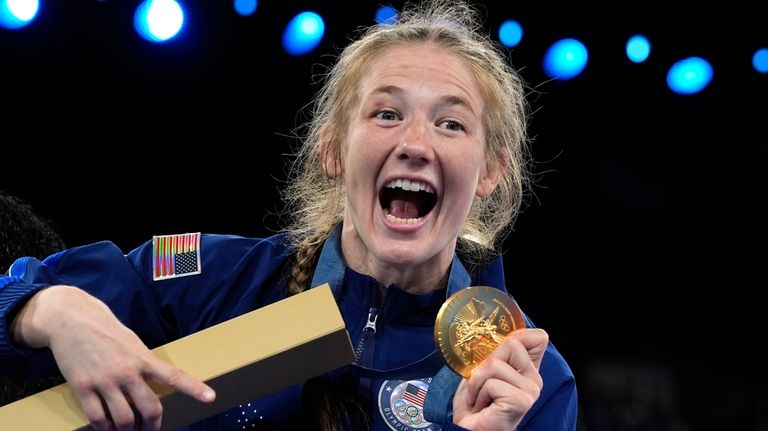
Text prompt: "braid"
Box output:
[[286, 231, 372, 431], [287, 230, 330, 296], [292, 375, 370, 431]]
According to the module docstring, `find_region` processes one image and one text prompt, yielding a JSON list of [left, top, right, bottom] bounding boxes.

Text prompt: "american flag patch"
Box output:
[[152, 232, 202, 281], [402, 383, 427, 407]]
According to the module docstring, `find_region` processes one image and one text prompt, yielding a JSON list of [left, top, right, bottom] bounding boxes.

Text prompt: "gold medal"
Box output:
[[434, 286, 526, 378]]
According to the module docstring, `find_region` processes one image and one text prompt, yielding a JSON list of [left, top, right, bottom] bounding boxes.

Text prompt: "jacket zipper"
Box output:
[[354, 284, 384, 363], [354, 307, 378, 361]]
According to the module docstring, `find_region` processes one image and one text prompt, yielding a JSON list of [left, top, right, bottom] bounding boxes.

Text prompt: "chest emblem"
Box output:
[[378, 378, 435, 431]]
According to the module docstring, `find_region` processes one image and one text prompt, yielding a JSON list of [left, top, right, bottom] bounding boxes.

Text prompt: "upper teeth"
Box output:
[[385, 179, 434, 193]]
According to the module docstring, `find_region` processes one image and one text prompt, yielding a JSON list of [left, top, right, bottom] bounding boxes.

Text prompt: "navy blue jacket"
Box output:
[[0, 226, 577, 430]]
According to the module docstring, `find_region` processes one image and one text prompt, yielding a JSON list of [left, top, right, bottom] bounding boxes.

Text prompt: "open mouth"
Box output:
[[379, 179, 437, 224]]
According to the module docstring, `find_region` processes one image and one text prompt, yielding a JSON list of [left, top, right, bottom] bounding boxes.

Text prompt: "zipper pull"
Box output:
[[354, 307, 379, 362], [364, 307, 378, 333]]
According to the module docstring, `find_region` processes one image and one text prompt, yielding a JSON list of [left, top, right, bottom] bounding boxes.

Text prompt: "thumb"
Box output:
[[510, 328, 549, 370]]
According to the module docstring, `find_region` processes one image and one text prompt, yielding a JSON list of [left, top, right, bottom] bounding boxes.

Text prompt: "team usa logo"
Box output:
[[378, 378, 435, 431]]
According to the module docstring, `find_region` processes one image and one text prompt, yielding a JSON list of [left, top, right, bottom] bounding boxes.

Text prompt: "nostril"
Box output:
[[396, 136, 433, 163]]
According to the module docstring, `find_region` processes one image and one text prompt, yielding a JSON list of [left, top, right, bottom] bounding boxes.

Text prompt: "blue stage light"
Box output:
[[234, 0, 257, 17], [626, 34, 651, 63], [375, 5, 397, 25], [0, 0, 39, 30], [753, 48, 768, 74], [282, 11, 325, 56], [543, 38, 588, 80], [666, 56, 713, 95], [134, 0, 185, 43], [498, 20, 523, 48]]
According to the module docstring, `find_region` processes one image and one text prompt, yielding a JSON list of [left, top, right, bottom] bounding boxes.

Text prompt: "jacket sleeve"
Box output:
[[0, 233, 290, 361], [0, 239, 173, 360], [517, 344, 579, 431], [423, 343, 578, 431], [462, 254, 579, 430]]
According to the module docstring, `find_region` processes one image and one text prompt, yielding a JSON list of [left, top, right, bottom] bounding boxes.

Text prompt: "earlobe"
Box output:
[[475, 153, 505, 198], [322, 147, 342, 178], [476, 174, 498, 198]]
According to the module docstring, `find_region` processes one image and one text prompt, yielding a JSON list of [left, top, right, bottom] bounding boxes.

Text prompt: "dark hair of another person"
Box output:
[[0, 191, 67, 406]]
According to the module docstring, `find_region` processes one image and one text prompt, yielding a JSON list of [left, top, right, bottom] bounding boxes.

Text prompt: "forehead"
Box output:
[[357, 42, 484, 103]]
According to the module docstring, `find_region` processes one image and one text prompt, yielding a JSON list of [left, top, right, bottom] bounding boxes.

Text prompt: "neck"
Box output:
[[340, 225, 455, 295]]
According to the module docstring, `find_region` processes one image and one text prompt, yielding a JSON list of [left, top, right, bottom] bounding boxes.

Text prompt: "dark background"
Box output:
[[2, 1, 767, 429]]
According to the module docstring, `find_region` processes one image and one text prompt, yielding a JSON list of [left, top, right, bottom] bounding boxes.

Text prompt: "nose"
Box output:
[[395, 116, 434, 165]]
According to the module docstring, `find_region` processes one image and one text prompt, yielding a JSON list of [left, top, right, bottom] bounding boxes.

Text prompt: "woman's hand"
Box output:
[[11, 285, 216, 431], [452, 328, 548, 431]]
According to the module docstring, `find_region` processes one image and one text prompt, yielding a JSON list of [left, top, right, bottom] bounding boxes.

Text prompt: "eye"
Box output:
[[439, 119, 465, 132], [375, 110, 399, 121]]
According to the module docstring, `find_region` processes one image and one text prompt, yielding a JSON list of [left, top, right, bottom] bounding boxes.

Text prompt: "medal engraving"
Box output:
[[435, 286, 525, 378]]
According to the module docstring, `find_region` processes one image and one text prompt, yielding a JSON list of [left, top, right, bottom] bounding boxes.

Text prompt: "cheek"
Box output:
[[344, 146, 374, 177], [346, 135, 387, 172], [451, 149, 484, 177], [343, 146, 381, 194], [446, 151, 486, 201]]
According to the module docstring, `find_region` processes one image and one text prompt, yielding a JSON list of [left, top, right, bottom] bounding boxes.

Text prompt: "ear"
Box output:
[[475, 151, 506, 198], [320, 126, 343, 178]]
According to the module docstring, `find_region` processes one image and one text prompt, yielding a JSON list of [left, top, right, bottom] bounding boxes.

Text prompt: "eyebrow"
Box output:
[[369, 85, 477, 116], [438, 94, 476, 116], [370, 85, 404, 98]]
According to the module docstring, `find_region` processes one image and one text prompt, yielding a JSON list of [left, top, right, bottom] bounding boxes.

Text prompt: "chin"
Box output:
[[374, 240, 435, 267]]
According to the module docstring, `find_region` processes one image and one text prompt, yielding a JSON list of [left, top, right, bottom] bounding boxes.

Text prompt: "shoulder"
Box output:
[[139, 231, 292, 255], [199, 231, 291, 252], [43, 232, 294, 276], [470, 253, 506, 288], [150, 231, 294, 266]]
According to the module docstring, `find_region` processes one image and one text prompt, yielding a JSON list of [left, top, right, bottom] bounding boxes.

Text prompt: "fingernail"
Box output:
[[202, 389, 215, 402]]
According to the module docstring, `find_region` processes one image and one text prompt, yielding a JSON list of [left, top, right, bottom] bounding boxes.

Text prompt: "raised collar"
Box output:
[[310, 224, 472, 297]]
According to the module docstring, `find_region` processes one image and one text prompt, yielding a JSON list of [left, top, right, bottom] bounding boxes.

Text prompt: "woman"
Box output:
[[0, 1, 577, 430]]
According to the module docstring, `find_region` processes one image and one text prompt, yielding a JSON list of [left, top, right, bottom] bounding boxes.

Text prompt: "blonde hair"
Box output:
[[282, 0, 529, 294]]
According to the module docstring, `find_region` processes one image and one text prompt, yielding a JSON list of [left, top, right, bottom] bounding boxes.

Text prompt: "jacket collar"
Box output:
[[310, 224, 472, 297]]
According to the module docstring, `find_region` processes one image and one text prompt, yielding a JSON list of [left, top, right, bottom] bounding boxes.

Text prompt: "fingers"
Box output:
[[122, 361, 213, 431], [469, 357, 542, 406], [37, 287, 212, 430], [143, 357, 216, 404], [101, 387, 137, 431], [505, 328, 549, 370], [472, 377, 538, 414], [126, 377, 164, 431], [75, 389, 115, 431], [489, 328, 548, 376], [69, 356, 211, 431], [464, 328, 547, 408], [70, 374, 148, 431]]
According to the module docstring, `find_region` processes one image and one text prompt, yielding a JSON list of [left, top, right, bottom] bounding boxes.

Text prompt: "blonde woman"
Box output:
[[1, 1, 577, 430]]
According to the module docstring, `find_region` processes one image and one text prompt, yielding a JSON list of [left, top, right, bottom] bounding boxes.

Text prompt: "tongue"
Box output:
[[390, 199, 419, 219]]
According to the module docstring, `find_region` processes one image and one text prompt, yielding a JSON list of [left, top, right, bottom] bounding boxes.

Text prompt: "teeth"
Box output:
[[385, 179, 434, 193], [385, 212, 422, 224]]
